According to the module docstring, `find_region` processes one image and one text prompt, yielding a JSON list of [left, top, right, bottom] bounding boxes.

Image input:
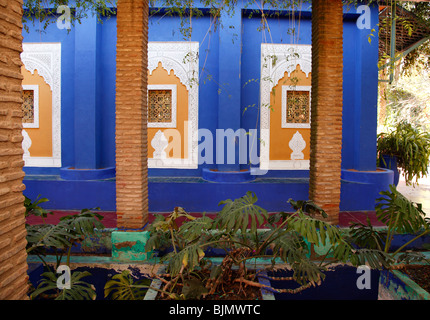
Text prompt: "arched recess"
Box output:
[[260, 43, 312, 170], [21, 43, 62, 167], [147, 42, 199, 169]]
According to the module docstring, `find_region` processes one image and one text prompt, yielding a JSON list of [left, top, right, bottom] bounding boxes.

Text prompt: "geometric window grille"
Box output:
[[286, 90, 310, 124], [148, 90, 172, 123], [22, 90, 35, 124]]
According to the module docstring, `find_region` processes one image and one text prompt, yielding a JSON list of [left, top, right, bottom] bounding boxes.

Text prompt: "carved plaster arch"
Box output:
[[21, 43, 62, 167], [260, 43, 311, 171], [147, 42, 199, 169]]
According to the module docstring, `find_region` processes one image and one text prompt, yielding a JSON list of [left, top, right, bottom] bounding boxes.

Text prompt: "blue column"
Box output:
[[354, 3, 379, 171], [216, 9, 242, 172], [73, 15, 99, 169]]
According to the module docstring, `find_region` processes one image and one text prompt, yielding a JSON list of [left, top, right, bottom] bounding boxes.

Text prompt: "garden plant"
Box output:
[[377, 121, 430, 186], [142, 191, 394, 300], [25, 195, 105, 300]]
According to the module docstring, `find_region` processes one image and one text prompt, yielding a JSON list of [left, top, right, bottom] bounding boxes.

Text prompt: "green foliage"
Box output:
[[382, 85, 429, 131], [26, 219, 77, 256], [377, 121, 430, 185], [399, 2, 430, 76], [59, 208, 105, 237], [144, 191, 382, 299], [347, 185, 430, 266], [31, 270, 96, 300], [25, 196, 105, 300], [22, 0, 117, 33], [214, 191, 268, 234], [377, 185, 428, 235], [26, 207, 105, 264], [24, 195, 51, 219], [104, 270, 151, 300], [348, 216, 384, 251]]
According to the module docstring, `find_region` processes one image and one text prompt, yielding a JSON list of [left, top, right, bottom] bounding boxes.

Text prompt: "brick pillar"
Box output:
[[0, 0, 30, 299], [115, 0, 149, 229], [309, 0, 343, 225]]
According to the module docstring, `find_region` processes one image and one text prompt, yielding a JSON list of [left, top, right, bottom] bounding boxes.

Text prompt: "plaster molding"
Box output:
[[151, 130, 169, 159], [148, 42, 199, 169], [260, 43, 311, 170], [22, 130, 32, 158], [21, 43, 62, 167], [289, 131, 306, 160]]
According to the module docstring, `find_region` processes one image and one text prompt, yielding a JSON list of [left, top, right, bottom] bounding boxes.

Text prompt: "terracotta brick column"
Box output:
[[0, 0, 30, 299], [115, 0, 149, 229], [309, 0, 344, 225]]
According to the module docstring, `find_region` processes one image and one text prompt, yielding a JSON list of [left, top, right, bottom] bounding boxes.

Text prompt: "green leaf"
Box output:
[[215, 191, 268, 234], [60, 209, 105, 237], [104, 270, 150, 300], [165, 243, 206, 277], [178, 215, 213, 242], [31, 270, 96, 300], [349, 249, 394, 270]]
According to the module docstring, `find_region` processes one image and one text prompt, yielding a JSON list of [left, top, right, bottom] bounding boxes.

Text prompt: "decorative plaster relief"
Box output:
[[289, 131, 306, 160], [260, 43, 311, 170], [22, 130, 32, 159], [151, 130, 169, 159], [21, 43, 61, 167], [148, 42, 199, 169]]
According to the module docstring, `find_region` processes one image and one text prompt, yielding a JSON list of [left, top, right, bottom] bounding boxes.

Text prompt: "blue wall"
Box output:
[[22, 1, 391, 214]]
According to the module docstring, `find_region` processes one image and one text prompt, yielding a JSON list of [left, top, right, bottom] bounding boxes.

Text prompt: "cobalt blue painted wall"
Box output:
[[22, 1, 392, 214], [342, 3, 380, 172], [23, 175, 388, 213], [22, 18, 76, 175], [240, 9, 313, 173], [98, 16, 117, 170]]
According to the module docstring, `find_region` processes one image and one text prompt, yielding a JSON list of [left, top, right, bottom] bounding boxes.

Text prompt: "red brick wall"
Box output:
[[115, 0, 149, 229], [309, 0, 344, 225], [0, 0, 30, 299]]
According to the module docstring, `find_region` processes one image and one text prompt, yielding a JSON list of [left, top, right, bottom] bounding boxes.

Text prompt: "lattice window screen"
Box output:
[[148, 90, 172, 123], [22, 90, 35, 124], [286, 90, 310, 124]]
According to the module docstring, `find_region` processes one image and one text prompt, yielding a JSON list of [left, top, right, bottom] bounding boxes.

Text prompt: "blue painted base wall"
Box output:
[[23, 168, 394, 213]]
